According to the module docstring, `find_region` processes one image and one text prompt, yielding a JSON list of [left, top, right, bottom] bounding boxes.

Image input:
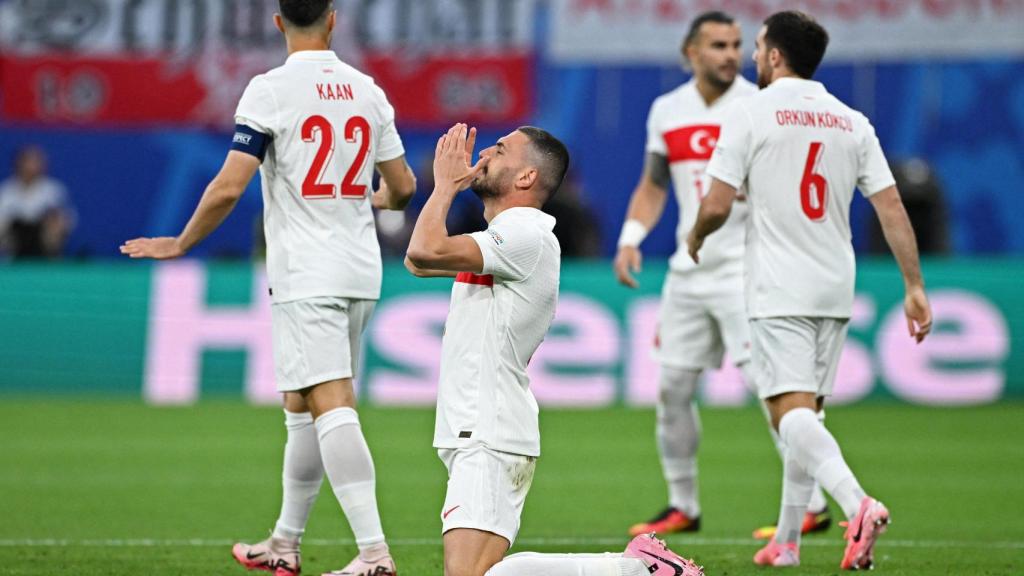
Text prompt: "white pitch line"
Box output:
[[0, 537, 1021, 550]]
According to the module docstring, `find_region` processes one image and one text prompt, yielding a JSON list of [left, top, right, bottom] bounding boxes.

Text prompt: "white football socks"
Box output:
[[738, 362, 829, 514], [656, 366, 702, 517], [779, 407, 866, 520], [775, 445, 814, 545], [807, 410, 829, 513], [315, 407, 387, 550], [486, 552, 648, 576], [273, 410, 324, 541], [766, 404, 831, 513]]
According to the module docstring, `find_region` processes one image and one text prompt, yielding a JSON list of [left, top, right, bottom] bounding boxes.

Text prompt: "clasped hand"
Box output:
[[433, 123, 488, 194]]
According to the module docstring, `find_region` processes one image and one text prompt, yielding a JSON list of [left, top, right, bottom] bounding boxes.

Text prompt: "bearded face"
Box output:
[[691, 22, 742, 93], [471, 162, 509, 200], [753, 27, 773, 89], [756, 52, 772, 89]]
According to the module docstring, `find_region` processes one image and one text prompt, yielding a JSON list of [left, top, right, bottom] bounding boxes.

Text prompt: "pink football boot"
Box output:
[[624, 532, 704, 576], [753, 538, 800, 567], [232, 536, 301, 576], [840, 497, 891, 570]]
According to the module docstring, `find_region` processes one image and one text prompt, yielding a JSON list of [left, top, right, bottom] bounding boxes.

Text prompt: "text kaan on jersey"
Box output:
[[775, 110, 854, 133], [317, 83, 355, 101]]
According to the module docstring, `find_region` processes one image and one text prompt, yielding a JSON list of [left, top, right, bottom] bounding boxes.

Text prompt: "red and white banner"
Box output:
[[549, 0, 1024, 63], [0, 0, 536, 126]]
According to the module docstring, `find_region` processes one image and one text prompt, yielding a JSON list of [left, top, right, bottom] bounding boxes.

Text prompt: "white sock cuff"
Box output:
[[284, 410, 314, 430], [315, 407, 360, 442], [778, 407, 817, 445]]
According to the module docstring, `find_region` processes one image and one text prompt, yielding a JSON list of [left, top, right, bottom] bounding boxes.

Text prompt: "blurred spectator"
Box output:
[[543, 171, 601, 258], [868, 158, 950, 255], [0, 146, 76, 260]]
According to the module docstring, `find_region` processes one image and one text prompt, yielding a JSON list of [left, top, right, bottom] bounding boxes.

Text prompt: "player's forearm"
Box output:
[[406, 187, 456, 267], [377, 163, 417, 210], [373, 188, 412, 211], [691, 178, 736, 242], [625, 180, 668, 230], [620, 154, 670, 245], [404, 256, 457, 278], [872, 187, 924, 290], [380, 185, 415, 210], [691, 204, 729, 243], [176, 181, 244, 253]]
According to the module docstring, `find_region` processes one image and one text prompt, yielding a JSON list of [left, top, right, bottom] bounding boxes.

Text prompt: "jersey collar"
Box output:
[[286, 50, 338, 63], [770, 77, 826, 93], [493, 206, 556, 231]]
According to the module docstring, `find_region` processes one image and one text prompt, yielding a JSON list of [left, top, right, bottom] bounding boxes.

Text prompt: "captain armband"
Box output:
[[230, 124, 271, 161]]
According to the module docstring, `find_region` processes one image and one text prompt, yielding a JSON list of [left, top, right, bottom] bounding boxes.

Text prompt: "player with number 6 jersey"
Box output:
[[703, 31, 901, 322], [690, 11, 932, 570], [613, 11, 831, 540], [121, 2, 416, 576]]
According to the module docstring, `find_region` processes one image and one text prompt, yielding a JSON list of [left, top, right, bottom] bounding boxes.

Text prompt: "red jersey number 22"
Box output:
[[301, 115, 371, 199]]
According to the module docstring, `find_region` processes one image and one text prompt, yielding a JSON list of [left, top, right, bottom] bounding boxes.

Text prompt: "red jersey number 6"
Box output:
[[800, 142, 828, 221]]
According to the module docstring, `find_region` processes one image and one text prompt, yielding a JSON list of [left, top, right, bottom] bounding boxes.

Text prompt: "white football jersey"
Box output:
[[235, 50, 405, 303], [645, 76, 757, 275], [433, 208, 560, 457], [706, 78, 895, 319]]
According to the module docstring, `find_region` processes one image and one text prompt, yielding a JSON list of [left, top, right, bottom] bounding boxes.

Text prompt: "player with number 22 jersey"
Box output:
[[122, 3, 416, 575], [235, 50, 406, 303]]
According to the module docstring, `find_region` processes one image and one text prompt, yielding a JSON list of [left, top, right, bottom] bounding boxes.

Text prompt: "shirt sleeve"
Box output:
[[234, 76, 277, 136], [372, 84, 405, 162], [644, 98, 667, 156], [468, 218, 544, 282], [705, 103, 754, 190], [856, 119, 896, 197]]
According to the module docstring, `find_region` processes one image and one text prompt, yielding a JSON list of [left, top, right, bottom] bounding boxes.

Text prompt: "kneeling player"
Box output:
[[406, 124, 703, 576]]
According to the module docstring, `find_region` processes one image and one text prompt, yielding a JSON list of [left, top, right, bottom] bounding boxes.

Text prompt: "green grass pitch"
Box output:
[[1, 400, 1022, 575]]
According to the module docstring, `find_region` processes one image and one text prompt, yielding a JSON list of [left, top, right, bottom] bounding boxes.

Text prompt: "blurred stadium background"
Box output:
[[1, 1, 1022, 575]]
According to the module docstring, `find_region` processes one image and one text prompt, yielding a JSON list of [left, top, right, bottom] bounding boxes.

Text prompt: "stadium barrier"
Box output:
[[0, 259, 1016, 406]]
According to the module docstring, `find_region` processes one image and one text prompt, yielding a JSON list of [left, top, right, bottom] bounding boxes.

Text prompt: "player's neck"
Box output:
[[695, 79, 728, 107], [285, 34, 331, 56], [482, 194, 541, 223], [771, 68, 802, 83]]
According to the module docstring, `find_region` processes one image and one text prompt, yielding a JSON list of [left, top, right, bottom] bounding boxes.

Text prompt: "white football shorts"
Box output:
[[270, 297, 375, 392], [438, 445, 537, 546], [750, 316, 849, 400], [654, 269, 751, 369]]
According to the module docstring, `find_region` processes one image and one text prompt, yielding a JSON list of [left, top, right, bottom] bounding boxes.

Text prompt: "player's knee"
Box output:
[[658, 366, 701, 406]]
